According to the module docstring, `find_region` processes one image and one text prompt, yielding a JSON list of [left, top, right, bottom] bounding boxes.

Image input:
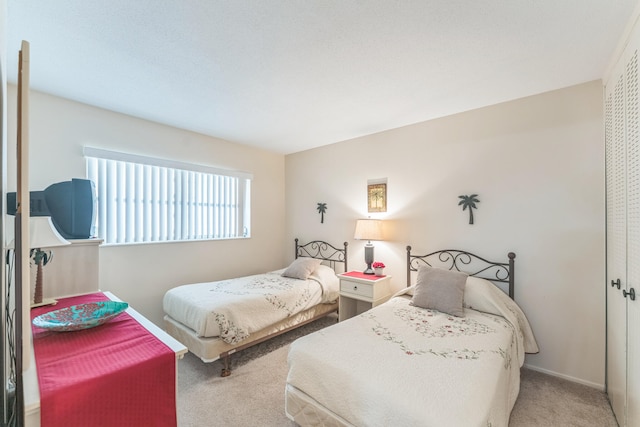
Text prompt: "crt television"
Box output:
[[7, 178, 97, 239]]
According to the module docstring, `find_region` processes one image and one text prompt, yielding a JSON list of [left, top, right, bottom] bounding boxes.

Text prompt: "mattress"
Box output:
[[163, 266, 338, 342], [286, 289, 537, 427]]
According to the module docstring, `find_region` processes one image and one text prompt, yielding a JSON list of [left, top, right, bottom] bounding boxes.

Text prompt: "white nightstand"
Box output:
[[338, 271, 392, 321]]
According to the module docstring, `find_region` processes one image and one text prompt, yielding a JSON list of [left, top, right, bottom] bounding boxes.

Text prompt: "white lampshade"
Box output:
[[30, 216, 70, 249], [7, 216, 70, 249], [354, 219, 384, 241]]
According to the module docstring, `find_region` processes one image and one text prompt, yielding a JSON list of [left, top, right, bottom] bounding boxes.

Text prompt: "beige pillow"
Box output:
[[282, 257, 322, 280], [410, 266, 468, 317]]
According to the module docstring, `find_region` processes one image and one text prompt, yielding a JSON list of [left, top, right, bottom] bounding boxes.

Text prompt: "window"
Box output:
[[84, 147, 251, 245]]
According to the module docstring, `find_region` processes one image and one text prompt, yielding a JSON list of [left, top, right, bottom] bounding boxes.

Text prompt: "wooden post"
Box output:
[[15, 39, 31, 427]]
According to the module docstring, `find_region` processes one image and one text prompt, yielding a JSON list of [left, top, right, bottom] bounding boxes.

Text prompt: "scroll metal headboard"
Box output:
[[406, 247, 516, 299], [295, 239, 349, 273]]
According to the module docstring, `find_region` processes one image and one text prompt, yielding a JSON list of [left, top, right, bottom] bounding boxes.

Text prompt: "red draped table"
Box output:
[[30, 292, 179, 427]]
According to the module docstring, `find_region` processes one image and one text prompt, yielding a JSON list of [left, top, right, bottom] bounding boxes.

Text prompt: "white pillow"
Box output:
[[463, 276, 518, 316], [282, 257, 322, 280], [309, 265, 339, 303], [464, 276, 539, 355], [463, 276, 503, 315]]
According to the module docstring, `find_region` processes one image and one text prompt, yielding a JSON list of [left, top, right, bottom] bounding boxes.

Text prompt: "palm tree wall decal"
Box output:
[[458, 194, 480, 224], [317, 202, 327, 223]]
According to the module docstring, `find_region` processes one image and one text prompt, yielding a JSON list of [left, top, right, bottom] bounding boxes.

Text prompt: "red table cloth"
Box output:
[[31, 292, 176, 427], [341, 271, 386, 280]]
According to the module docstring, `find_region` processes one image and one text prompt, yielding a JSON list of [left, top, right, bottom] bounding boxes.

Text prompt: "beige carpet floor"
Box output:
[[177, 314, 617, 426]]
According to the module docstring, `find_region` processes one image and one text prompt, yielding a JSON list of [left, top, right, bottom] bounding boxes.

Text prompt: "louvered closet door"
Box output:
[[606, 56, 628, 426], [625, 39, 640, 427]]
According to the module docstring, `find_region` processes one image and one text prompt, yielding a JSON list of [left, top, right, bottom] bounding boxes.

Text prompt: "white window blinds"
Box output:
[[84, 147, 251, 245]]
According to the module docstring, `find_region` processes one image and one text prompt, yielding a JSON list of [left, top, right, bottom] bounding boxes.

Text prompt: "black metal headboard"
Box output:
[[406, 247, 516, 299], [295, 239, 348, 273]]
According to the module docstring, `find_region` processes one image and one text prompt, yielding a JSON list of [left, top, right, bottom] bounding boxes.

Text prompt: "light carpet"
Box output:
[[177, 314, 616, 426]]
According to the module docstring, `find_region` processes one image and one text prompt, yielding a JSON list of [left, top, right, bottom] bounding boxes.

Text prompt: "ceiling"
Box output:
[[6, 1, 638, 155]]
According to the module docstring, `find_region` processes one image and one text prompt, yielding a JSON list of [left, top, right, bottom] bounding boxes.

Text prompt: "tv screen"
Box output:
[[44, 179, 97, 239], [7, 178, 97, 239]]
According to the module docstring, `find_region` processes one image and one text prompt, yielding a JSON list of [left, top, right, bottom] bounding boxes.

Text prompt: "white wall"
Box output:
[[6, 86, 287, 326], [285, 80, 605, 387], [6, 78, 605, 387]]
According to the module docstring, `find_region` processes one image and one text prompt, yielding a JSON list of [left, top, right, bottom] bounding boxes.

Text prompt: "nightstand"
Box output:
[[337, 271, 392, 321]]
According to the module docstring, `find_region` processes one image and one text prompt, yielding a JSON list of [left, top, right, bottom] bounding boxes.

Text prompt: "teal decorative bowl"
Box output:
[[32, 301, 129, 332]]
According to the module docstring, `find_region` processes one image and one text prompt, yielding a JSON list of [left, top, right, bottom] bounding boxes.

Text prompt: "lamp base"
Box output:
[[31, 298, 58, 309], [363, 243, 375, 275]]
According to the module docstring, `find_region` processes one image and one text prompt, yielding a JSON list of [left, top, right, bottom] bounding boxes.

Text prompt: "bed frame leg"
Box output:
[[221, 355, 231, 377]]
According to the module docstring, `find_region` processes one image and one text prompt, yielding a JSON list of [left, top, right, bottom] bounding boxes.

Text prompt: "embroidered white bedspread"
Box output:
[[163, 270, 337, 343], [286, 294, 537, 426]]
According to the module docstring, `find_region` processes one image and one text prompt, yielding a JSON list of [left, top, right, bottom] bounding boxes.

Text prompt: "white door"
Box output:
[[625, 40, 640, 427], [606, 56, 628, 426]]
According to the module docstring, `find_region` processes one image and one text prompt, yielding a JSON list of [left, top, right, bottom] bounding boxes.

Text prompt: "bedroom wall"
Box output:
[[5, 86, 287, 327], [285, 80, 605, 388]]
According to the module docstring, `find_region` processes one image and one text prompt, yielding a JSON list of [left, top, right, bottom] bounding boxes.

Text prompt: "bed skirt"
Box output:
[[285, 384, 354, 427], [164, 301, 338, 363]]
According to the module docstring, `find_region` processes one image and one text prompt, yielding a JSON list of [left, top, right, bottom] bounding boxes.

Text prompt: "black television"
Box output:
[[7, 178, 97, 239]]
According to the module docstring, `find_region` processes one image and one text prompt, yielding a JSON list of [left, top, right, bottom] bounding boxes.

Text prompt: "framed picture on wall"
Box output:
[[367, 183, 387, 212]]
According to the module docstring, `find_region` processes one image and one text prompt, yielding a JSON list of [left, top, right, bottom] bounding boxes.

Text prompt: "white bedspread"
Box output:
[[286, 291, 537, 426], [163, 269, 338, 343]]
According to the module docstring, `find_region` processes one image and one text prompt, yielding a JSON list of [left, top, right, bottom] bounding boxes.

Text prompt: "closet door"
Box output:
[[606, 26, 640, 426], [625, 40, 640, 427], [606, 57, 628, 425]]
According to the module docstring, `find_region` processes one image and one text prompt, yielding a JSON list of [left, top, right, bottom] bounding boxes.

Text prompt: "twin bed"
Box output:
[[162, 240, 538, 425], [162, 239, 347, 376], [284, 247, 538, 426]]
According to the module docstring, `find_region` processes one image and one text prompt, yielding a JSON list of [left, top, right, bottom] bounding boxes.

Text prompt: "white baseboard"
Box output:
[[523, 364, 605, 391]]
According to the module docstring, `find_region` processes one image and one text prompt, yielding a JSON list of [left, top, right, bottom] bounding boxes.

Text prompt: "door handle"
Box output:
[[623, 287, 636, 301], [611, 279, 621, 290]]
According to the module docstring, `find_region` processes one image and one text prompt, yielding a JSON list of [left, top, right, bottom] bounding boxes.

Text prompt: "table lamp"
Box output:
[[354, 219, 384, 274], [28, 216, 70, 306]]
